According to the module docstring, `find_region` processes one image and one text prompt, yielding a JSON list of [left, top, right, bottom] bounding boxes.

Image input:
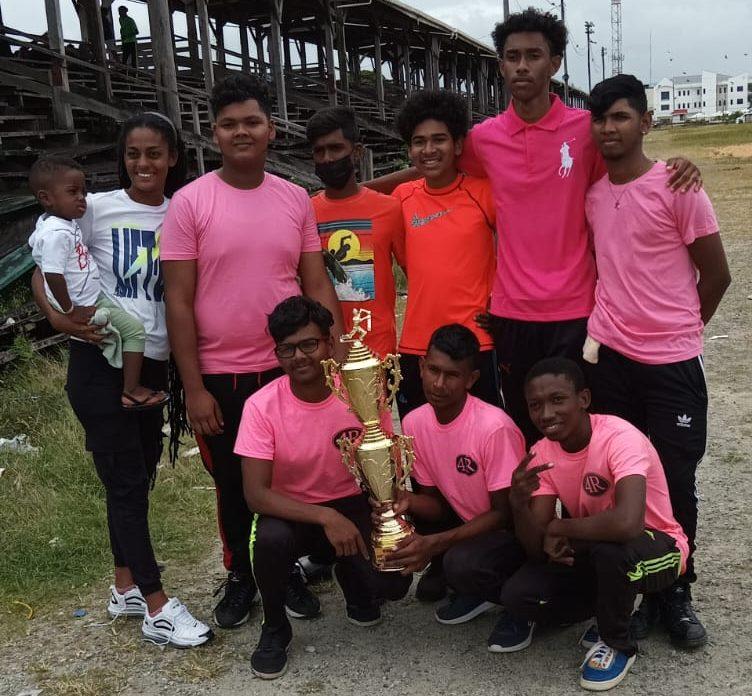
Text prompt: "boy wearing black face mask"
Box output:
[[308, 108, 405, 358]]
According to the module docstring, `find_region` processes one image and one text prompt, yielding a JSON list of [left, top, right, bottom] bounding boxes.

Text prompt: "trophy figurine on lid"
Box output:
[[321, 309, 414, 571]]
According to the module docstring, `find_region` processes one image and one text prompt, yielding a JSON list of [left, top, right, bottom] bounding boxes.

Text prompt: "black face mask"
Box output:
[[315, 154, 355, 189]]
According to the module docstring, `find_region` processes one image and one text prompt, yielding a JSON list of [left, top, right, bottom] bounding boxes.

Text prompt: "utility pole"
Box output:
[[502, 0, 510, 109], [585, 21, 595, 93], [560, 0, 570, 105], [601, 46, 606, 80]]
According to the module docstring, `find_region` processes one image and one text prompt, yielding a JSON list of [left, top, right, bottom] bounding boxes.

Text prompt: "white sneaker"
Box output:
[[107, 585, 147, 618], [141, 597, 213, 648]]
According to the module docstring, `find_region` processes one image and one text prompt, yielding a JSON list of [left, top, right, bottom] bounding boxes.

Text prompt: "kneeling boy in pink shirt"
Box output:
[[502, 358, 689, 692]]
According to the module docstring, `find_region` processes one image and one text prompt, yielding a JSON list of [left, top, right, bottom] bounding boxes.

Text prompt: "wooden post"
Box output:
[[360, 147, 374, 181], [430, 36, 440, 91], [317, 40, 325, 79], [373, 27, 385, 120], [269, 0, 288, 120], [239, 22, 250, 73], [282, 26, 292, 73], [479, 57, 488, 113], [450, 48, 458, 93], [148, 0, 182, 129], [297, 39, 307, 75], [215, 19, 226, 67], [466, 56, 473, 123], [197, 0, 214, 93], [253, 28, 266, 77], [323, 20, 336, 105], [335, 10, 350, 106], [185, 1, 200, 72], [403, 39, 411, 96], [79, 0, 113, 102], [349, 48, 361, 86], [191, 99, 205, 175], [44, 0, 74, 129], [493, 70, 500, 111]]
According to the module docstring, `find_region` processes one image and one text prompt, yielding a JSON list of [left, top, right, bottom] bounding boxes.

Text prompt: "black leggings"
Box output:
[[252, 494, 412, 628], [66, 341, 166, 596]]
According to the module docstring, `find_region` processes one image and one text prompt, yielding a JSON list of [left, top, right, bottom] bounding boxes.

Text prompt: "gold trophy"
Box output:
[[322, 309, 414, 571]]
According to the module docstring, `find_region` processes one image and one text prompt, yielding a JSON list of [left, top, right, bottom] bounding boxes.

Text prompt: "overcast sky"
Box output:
[[3, 0, 751, 92]]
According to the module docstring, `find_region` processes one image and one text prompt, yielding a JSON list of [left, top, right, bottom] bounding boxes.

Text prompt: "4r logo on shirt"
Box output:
[[582, 472, 610, 496], [111, 224, 163, 301], [333, 427, 363, 449], [456, 454, 478, 476]]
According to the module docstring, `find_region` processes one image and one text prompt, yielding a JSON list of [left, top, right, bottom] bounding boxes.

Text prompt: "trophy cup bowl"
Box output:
[[322, 309, 414, 571]]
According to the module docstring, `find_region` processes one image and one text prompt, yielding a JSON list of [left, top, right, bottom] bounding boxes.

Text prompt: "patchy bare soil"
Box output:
[[1, 126, 751, 696]]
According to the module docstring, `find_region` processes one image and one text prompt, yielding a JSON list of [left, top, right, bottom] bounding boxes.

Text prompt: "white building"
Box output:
[[652, 71, 751, 122]]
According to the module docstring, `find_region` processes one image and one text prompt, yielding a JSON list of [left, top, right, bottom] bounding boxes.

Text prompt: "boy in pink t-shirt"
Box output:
[[500, 358, 688, 692], [584, 75, 731, 649], [162, 75, 345, 629], [386, 324, 526, 646], [236, 296, 410, 680]]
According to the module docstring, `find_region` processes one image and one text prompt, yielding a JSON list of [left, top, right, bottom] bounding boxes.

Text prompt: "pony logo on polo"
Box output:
[[583, 472, 610, 497], [558, 139, 575, 178], [456, 454, 478, 476], [111, 223, 163, 301], [333, 427, 363, 450]]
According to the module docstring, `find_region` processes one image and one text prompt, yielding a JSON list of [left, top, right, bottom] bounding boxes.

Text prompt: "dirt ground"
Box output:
[[1, 128, 751, 696]]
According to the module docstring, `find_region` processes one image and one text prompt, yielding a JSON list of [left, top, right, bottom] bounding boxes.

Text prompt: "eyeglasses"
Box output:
[[274, 337, 322, 359]]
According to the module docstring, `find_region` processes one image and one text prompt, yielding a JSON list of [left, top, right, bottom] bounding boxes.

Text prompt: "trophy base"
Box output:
[[371, 507, 414, 572]]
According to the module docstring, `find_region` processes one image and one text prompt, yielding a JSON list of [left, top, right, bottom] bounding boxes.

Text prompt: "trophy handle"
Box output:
[[321, 358, 348, 405], [381, 353, 403, 408], [392, 434, 414, 490], [336, 434, 363, 489]]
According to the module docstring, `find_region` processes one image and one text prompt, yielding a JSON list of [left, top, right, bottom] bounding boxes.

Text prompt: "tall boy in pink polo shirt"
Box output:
[[386, 324, 526, 649], [502, 358, 689, 692], [162, 74, 344, 630], [237, 296, 411, 680], [583, 75, 731, 649], [462, 9, 701, 446]]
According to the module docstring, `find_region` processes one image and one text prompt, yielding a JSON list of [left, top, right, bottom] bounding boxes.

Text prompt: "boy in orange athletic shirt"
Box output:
[[308, 107, 405, 358], [392, 91, 500, 420]]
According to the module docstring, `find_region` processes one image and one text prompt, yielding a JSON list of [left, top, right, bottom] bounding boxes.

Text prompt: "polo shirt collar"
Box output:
[[502, 93, 566, 135]]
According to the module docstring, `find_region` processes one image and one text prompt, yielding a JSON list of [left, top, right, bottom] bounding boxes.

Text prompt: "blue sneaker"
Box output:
[[579, 621, 600, 649], [487, 613, 535, 653], [435, 594, 495, 625], [580, 641, 636, 691]]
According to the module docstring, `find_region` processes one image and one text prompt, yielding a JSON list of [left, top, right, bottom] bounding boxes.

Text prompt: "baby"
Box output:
[[28, 156, 168, 411]]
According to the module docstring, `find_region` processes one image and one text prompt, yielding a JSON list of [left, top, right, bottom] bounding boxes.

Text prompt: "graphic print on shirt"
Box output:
[[110, 222, 163, 302], [456, 454, 479, 476], [318, 219, 375, 301], [558, 139, 575, 177], [582, 472, 610, 496]]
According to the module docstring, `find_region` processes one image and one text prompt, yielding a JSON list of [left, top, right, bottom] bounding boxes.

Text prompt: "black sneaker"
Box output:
[[660, 582, 708, 648], [435, 594, 496, 625], [630, 594, 660, 640], [285, 563, 321, 620], [415, 561, 448, 602], [213, 572, 258, 629], [251, 619, 292, 680]]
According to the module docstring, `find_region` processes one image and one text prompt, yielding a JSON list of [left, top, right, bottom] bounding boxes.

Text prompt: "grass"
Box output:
[[654, 122, 752, 149], [0, 351, 216, 634]]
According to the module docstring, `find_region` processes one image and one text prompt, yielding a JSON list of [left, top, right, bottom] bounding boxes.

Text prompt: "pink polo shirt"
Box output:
[[403, 395, 525, 522], [459, 95, 605, 321], [531, 413, 689, 569], [234, 376, 362, 504], [586, 162, 719, 364], [161, 171, 321, 374]]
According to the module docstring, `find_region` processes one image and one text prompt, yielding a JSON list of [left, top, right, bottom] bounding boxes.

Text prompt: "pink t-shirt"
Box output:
[[402, 395, 525, 522], [459, 95, 605, 321], [586, 162, 719, 364], [531, 413, 689, 568], [161, 171, 321, 373], [234, 375, 362, 504]]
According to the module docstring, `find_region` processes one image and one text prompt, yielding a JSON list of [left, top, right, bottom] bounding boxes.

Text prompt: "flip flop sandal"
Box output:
[[122, 390, 170, 411]]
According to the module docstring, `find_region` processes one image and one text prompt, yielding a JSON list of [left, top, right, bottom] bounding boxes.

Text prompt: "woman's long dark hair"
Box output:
[[117, 112, 191, 463], [116, 111, 187, 198]]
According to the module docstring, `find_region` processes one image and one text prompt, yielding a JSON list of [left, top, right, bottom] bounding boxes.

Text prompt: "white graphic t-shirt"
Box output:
[[78, 189, 169, 360], [29, 214, 101, 307]]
